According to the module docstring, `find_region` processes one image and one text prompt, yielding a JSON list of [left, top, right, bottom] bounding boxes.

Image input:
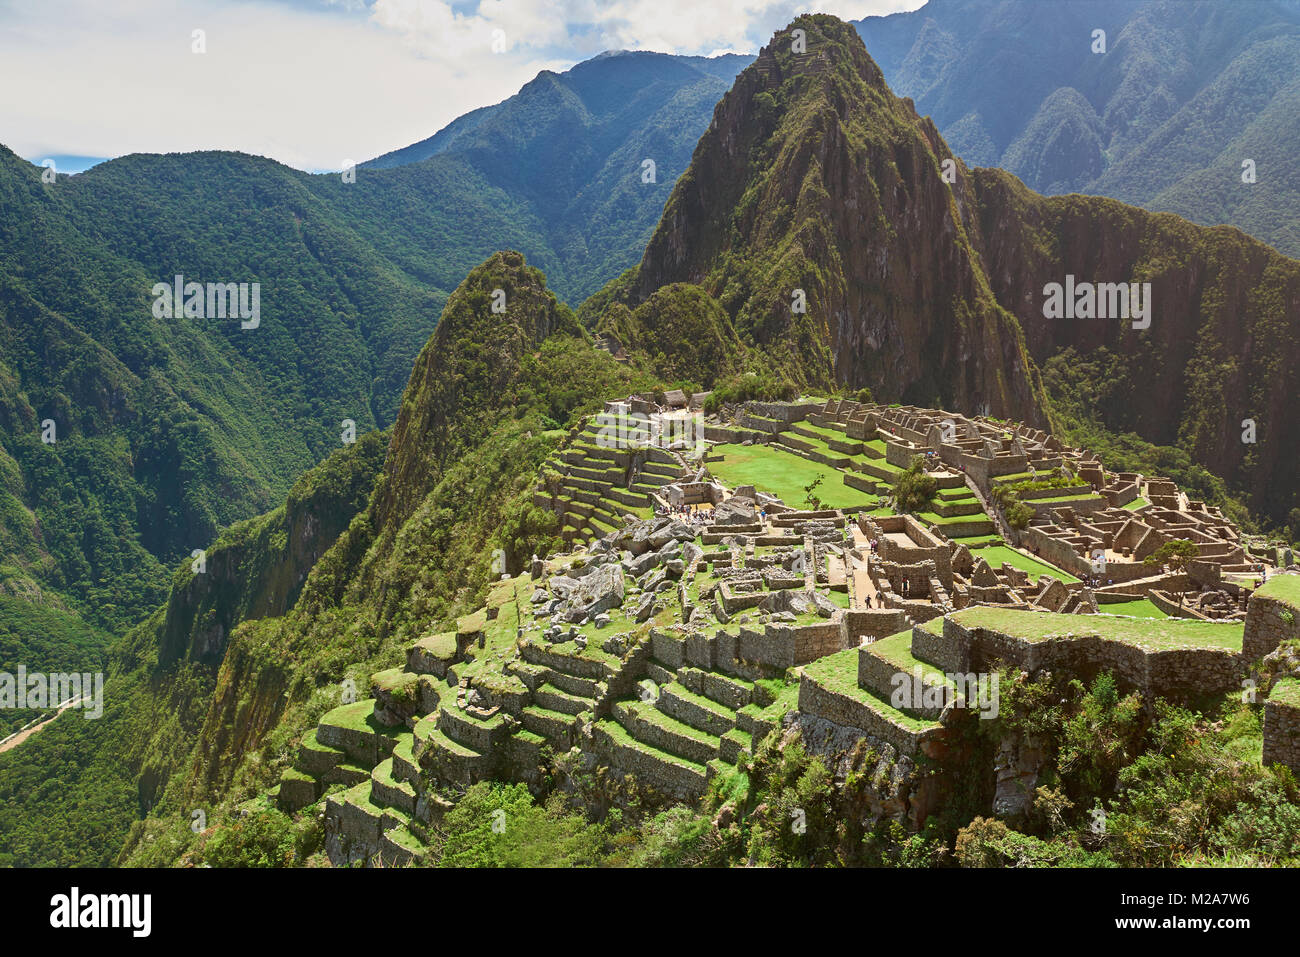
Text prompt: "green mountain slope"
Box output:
[[0, 48, 745, 689], [0, 251, 656, 866], [359, 50, 752, 304], [856, 0, 1300, 259]]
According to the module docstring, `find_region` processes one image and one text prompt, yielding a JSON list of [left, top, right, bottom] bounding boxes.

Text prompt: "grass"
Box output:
[[949, 533, 1004, 547], [1256, 574, 1300, 612], [866, 631, 955, 688], [794, 421, 851, 442], [974, 544, 1080, 584], [319, 699, 401, 734], [1269, 676, 1300, 707], [800, 649, 940, 732], [917, 510, 994, 527], [1123, 497, 1150, 511], [706, 442, 877, 508], [951, 606, 1244, 652], [1099, 598, 1170, 619], [596, 718, 708, 772]]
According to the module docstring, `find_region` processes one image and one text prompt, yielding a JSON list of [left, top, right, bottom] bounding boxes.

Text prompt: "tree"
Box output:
[[803, 475, 824, 511], [893, 457, 937, 514], [1143, 538, 1198, 600], [1006, 500, 1035, 530]]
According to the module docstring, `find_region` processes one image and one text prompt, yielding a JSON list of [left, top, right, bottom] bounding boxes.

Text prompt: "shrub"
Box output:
[[893, 456, 938, 513]]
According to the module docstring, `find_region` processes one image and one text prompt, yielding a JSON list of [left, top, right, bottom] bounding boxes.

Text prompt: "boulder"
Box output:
[[625, 550, 662, 578], [760, 589, 813, 617], [560, 564, 626, 623], [658, 538, 684, 558], [649, 520, 695, 549], [714, 498, 757, 526], [810, 591, 841, 618]]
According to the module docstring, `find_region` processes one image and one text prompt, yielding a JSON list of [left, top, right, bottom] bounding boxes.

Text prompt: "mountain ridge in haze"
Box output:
[[854, 0, 1300, 258]]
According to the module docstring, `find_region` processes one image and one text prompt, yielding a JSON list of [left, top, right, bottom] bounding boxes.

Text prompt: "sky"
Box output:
[[0, 0, 925, 172]]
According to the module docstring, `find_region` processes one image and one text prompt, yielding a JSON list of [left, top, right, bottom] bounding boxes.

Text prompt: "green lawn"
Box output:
[[951, 606, 1244, 652], [800, 649, 940, 731], [1270, 676, 1300, 707], [1123, 497, 1150, 511], [866, 631, 954, 687], [974, 544, 1080, 584], [949, 533, 1004, 547], [1256, 574, 1300, 611], [825, 588, 851, 608], [706, 443, 878, 509], [794, 421, 850, 443], [1098, 598, 1169, 619]]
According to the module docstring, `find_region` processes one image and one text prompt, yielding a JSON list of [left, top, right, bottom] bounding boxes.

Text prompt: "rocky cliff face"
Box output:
[[971, 168, 1300, 521], [157, 433, 387, 667]]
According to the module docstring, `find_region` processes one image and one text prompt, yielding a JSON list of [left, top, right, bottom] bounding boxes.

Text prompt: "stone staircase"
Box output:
[[534, 416, 683, 546]]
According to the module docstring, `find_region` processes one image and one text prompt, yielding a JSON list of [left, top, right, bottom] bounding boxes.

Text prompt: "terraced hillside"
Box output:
[[258, 392, 1300, 865]]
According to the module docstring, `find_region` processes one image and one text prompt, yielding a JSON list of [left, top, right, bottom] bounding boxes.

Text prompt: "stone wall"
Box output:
[[942, 617, 1245, 698], [796, 673, 942, 757], [1243, 587, 1300, 661], [745, 400, 822, 422], [737, 620, 847, 669], [590, 721, 708, 800], [1146, 589, 1207, 619], [845, 608, 909, 641], [1262, 694, 1300, 774]]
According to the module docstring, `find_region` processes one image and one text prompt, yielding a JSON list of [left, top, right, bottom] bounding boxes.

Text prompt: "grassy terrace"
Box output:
[[1256, 574, 1300, 611], [800, 649, 940, 731], [991, 470, 1037, 486], [786, 430, 869, 465], [868, 631, 954, 687], [706, 442, 878, 508], [917, 509, 992, 527], [1099, 598, 1170, 619], [951, 607, 1244, 652], [949, 532, 1003, 546], [1270, 677, 1300, 707], [596, 717, 708, 773], [319, 699, 402, 735], [456, 575, 536, 685], [973, 544, 1080, 584], [1123, 497, 1150, 511], [795, 421, 850, 442], [752, 677, 801, 724]]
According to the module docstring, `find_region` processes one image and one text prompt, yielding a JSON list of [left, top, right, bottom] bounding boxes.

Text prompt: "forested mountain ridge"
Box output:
[[854, 0, 1300, 258], [352, 49, 751, 305], [4, 9, 1300, 870], [0, 46, 743, 695], [0, 251, 655, 867]]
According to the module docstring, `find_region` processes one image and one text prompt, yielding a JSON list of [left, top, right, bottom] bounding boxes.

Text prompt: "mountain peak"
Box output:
[[620, 13, 1044, 422]]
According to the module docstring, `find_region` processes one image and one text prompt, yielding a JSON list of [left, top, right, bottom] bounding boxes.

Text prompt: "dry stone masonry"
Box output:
[[274, 399, 1300, 864]]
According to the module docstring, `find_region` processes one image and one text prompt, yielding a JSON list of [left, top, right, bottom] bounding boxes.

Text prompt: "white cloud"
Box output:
[[0, 0, 923, 170]]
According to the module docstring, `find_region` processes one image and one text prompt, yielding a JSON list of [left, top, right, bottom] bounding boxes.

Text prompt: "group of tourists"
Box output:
[[654, 503, 717, 526]]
